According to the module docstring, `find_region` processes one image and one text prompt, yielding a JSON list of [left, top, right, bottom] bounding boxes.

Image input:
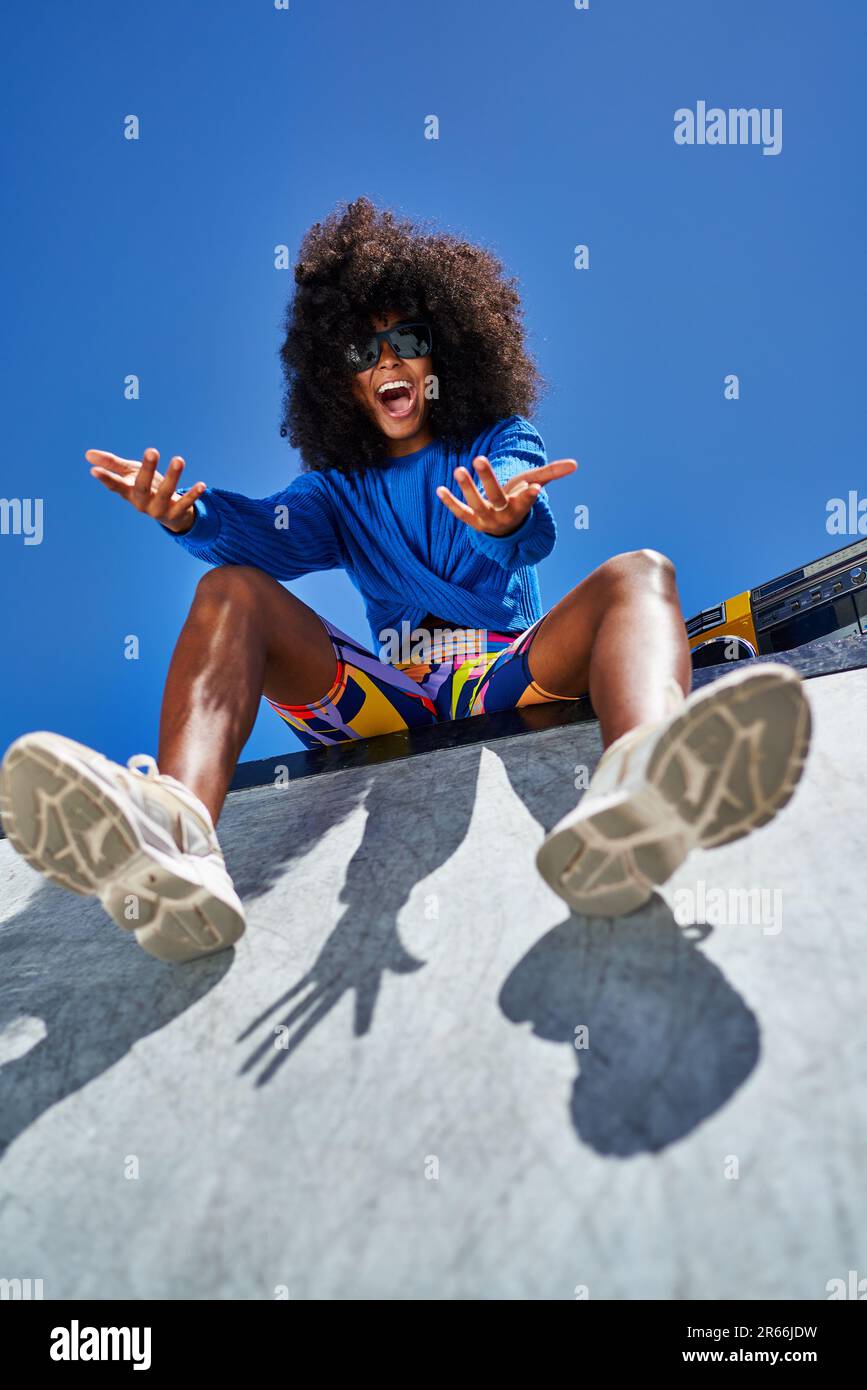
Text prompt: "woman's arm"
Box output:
[[170, 477, 343, 579], [86, 446, 343, 580]]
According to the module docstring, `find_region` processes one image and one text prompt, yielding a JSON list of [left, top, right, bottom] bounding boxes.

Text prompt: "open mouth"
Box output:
[[375, 378, 417, 421]]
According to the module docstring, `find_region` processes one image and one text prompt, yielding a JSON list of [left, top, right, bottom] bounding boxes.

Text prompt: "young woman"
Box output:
[[0, 199, 811, 961]]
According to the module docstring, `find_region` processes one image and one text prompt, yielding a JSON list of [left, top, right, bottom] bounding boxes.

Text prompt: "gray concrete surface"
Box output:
[[1, 667, 865, 1300]]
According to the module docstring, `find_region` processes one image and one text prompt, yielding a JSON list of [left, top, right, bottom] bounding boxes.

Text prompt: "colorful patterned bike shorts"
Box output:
[[266, 616, 572, 750]]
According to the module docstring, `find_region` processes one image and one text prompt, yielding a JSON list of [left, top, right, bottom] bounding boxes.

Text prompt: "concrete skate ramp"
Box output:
[[1, 649, 865, 1299]]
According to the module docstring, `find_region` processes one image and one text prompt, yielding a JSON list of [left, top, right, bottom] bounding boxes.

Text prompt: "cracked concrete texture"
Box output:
[[0, 667, 865, 1299]]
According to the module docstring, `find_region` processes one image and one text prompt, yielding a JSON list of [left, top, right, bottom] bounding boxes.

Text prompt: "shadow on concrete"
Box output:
[[499, 899, 760, 1156], [223, 770, 372, 904], [0, 880, 231, 1158], [0, 725, 762, 1161], [233, 734, 761, 1153], [235, 756, 482, 1085], [495, 735, 761, 1155]]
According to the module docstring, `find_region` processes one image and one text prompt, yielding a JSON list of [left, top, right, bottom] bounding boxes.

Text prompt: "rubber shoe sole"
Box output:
[[536, 664, 812, 918], [0, 732, 244, 963]]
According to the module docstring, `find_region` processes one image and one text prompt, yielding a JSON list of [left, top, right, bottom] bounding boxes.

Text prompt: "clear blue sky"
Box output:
[[2, 0, 865, 764]]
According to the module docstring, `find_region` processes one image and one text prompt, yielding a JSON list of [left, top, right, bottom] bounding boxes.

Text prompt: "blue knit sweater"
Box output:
[[169, 414, 556, 646]]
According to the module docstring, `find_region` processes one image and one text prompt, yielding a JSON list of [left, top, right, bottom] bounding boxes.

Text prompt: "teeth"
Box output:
[[376, 380, 412, 395]]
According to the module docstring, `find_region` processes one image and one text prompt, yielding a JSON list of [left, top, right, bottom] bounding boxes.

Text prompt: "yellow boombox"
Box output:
[[686, 538, 867, 669]]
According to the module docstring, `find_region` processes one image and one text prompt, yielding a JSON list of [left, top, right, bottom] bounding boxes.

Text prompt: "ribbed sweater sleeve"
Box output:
[[165, 474, 343, 580], [465, 416, 557, 570]]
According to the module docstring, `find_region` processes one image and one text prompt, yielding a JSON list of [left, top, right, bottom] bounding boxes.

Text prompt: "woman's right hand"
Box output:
[[85, 447, 206, 534]]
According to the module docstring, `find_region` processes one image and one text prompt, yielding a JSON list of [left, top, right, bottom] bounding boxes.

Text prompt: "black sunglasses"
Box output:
[[346, 321, 433, 373]]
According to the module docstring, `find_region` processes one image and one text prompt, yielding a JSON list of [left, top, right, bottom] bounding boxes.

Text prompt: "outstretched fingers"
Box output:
[[165, 483, 206, 523], [89, 464, 133, 498], [149, 456, 185, 517], [470, 456, 509, 510], [435, 484, 479, 528], [131, 448, 160, 507], [508, 457, 578, 490], [85, 445, 206, 530], [453, 464, 491, 517], [84, 449, 146, 477]]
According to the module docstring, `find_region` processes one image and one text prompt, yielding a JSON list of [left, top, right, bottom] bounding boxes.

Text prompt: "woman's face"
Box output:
[[349, 309, 434, 456]]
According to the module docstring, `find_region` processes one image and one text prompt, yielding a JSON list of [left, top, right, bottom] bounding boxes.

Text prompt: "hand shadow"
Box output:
[[236, 747, 484, 1086]]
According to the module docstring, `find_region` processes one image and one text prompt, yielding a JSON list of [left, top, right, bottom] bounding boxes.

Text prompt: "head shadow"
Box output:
[[496, 729, 761, 1156], [499, 899, 760, 1156]]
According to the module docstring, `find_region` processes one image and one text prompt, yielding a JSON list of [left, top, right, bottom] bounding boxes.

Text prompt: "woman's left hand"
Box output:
[[436, 455, 577, 536]]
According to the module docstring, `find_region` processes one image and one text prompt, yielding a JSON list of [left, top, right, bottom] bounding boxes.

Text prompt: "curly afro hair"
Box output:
[[279, 197, 544, 474]]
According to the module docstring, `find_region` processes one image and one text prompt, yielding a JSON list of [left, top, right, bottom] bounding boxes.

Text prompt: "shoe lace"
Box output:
[[127, 753, 159, 779]]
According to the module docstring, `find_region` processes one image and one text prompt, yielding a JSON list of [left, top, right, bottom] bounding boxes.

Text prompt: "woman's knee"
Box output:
[[194, 564, 282, 606], [592, 548, 677, 590]]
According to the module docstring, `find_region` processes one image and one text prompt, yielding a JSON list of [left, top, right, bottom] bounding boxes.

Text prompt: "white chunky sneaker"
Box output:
[[536, 663, 812, 918], [0, 732, 245, 962]]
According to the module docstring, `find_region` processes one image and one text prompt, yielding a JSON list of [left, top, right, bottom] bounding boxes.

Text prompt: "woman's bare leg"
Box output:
[[526, 549, 692, 746], [157, 551, 690, 822], [533, 550, 812, 920], [157, 566, 337, 823]]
